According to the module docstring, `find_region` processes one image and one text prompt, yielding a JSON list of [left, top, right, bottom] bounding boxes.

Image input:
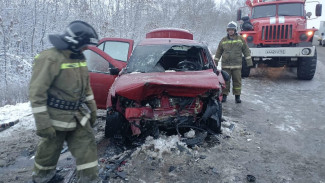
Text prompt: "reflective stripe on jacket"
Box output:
[[29, 48, 97, 131], [214, 34, 252, 68]]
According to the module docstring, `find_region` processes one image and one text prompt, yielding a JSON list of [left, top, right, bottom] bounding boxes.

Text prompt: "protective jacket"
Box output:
[[29, 48, 97, 131], [214, 34, 253, 68]]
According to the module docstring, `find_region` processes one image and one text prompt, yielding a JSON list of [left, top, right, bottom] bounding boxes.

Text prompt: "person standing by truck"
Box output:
[[214, 21, 253, 103], [29, 20, 99, 183]]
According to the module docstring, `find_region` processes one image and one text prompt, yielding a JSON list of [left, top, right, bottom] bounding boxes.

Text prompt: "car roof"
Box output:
[[138, 38, 201, 46]]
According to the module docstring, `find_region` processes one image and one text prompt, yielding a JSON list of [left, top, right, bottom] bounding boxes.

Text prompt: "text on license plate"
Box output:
[[265, 49, 286, 54]]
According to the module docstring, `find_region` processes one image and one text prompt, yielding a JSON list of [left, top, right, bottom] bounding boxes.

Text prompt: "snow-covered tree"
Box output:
[[0, 0, 243, 107]]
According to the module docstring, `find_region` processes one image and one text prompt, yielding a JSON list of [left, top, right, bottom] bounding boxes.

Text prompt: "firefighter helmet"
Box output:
[[49, 20, 98, 52], [227, 21, 238, 31]]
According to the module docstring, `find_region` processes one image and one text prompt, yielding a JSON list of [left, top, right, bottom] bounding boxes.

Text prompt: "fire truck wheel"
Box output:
[[297, 49, 317, 80], [105, 110, 125, 138], [241, 57, 251, 78]]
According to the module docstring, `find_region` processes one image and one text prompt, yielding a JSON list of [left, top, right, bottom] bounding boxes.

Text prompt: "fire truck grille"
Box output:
[[261, 24, 293, 42]]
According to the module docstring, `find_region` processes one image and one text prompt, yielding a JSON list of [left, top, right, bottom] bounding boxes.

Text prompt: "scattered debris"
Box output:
[[228, 124, 235, 131], [169, 166, 176, 172], [48, 173, 64, 183], [61, 146, 69, 154], [99, 149, 135, 181], [0, 120, 19, 132], [184, 129, 195, 138], [181, 131, 208, 147], [247, 174, 256, 182]]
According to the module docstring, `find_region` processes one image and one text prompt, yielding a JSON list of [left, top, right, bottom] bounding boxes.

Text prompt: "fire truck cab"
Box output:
[[237, 0, 322, 80]]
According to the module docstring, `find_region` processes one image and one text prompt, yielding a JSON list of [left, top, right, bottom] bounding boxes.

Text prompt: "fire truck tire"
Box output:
[[105, 110, 124, 138], [241, 57, 251, 78], [297, 49, 317, 80]]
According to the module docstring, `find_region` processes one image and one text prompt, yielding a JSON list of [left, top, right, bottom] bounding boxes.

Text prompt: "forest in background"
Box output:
[[0, 0, 244, 107]]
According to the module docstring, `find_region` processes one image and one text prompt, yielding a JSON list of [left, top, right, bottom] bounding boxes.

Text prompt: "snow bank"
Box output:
[[0, 102, 35, 138]]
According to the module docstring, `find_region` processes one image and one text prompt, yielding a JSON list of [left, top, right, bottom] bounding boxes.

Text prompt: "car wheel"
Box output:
[[105, 109, 125, 138], [206, 100, 221, 134], [207, 113, 221, 134], [217, 100, 222, 122]]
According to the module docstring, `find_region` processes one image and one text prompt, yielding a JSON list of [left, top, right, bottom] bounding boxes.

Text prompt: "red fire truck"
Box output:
[[237, 0, 322, 80]]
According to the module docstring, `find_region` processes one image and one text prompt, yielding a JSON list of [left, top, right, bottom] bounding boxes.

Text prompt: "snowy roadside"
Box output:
[[0, 102, 249, 183], [0, 102, 34, 138]]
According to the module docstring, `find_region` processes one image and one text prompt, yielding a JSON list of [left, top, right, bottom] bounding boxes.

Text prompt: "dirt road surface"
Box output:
[[0, 46, 324, 183]]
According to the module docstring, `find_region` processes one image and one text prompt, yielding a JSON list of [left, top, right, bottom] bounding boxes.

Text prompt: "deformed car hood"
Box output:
[[110, 69, 221, 101]]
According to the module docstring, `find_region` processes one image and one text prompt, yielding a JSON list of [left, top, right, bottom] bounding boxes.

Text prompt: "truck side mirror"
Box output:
[[306, 12, 312, 18], [316, 4, 322, 17], [237, 9, 242, 21]]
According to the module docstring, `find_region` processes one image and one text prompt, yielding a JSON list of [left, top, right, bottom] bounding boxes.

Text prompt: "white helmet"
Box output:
[[227, 21, 237, 31]]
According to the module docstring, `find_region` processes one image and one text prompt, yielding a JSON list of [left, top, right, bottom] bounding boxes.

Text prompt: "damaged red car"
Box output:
[[84, 29, 227, 141]]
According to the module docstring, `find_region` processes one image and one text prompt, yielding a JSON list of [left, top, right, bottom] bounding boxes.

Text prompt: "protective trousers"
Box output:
[[222, 68, 242, 96], [32, 122, 98, 183]]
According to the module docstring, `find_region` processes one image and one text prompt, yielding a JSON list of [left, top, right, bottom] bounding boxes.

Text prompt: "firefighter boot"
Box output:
[[235, 95, 241, 103], [222, 94, 227, 103]]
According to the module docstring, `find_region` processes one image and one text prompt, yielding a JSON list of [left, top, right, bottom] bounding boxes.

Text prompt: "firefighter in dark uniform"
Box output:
[[29, 21, 99, 183], [214, 21, 253, 103]]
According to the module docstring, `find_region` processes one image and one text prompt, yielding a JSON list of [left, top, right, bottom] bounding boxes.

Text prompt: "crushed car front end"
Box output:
[[104, 33, 226, 141]]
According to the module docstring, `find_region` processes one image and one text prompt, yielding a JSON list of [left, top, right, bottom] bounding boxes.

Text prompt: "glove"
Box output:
[[36, 127, 56, 139], [90, 111, 97, 127], [247, 60, 253, 67]]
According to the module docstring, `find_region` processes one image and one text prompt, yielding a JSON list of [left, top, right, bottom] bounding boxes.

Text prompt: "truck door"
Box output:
[[84, 38, 134, 109]]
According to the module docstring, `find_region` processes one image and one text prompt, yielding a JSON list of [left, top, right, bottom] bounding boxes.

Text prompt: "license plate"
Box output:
[[265, 49, 286, 54]]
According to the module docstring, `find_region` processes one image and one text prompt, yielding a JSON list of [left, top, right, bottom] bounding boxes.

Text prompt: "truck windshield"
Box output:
[[252, 3, 303, 18], [252, 5, 276, 18], [278, 3, 303, 16]]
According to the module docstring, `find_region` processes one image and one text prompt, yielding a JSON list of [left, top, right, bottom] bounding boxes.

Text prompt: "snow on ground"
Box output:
[[132, 135, 190, 159], [0, 102, 34, 138], [0, 102, 241, 153]]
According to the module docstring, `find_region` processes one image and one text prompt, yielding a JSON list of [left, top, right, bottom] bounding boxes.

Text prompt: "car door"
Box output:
[[84, 38, 134, 109]]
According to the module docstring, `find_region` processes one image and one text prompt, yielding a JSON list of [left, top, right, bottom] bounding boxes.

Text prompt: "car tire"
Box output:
[[297, 49, 317, 80], [241, 57, 251, 78], [218, 100, 222, 122], [207, 114, 221, 134], [206, 100, 221, 133], [105, 109, 125, 138]]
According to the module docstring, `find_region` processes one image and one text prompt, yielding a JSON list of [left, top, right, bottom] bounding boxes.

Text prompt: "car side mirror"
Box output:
[[306, 12, 312, 18], [316, 4, 322, 17], [221, 70, 230, 82], [237, 9, 242, 21], [110, 68, 120, 75]]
